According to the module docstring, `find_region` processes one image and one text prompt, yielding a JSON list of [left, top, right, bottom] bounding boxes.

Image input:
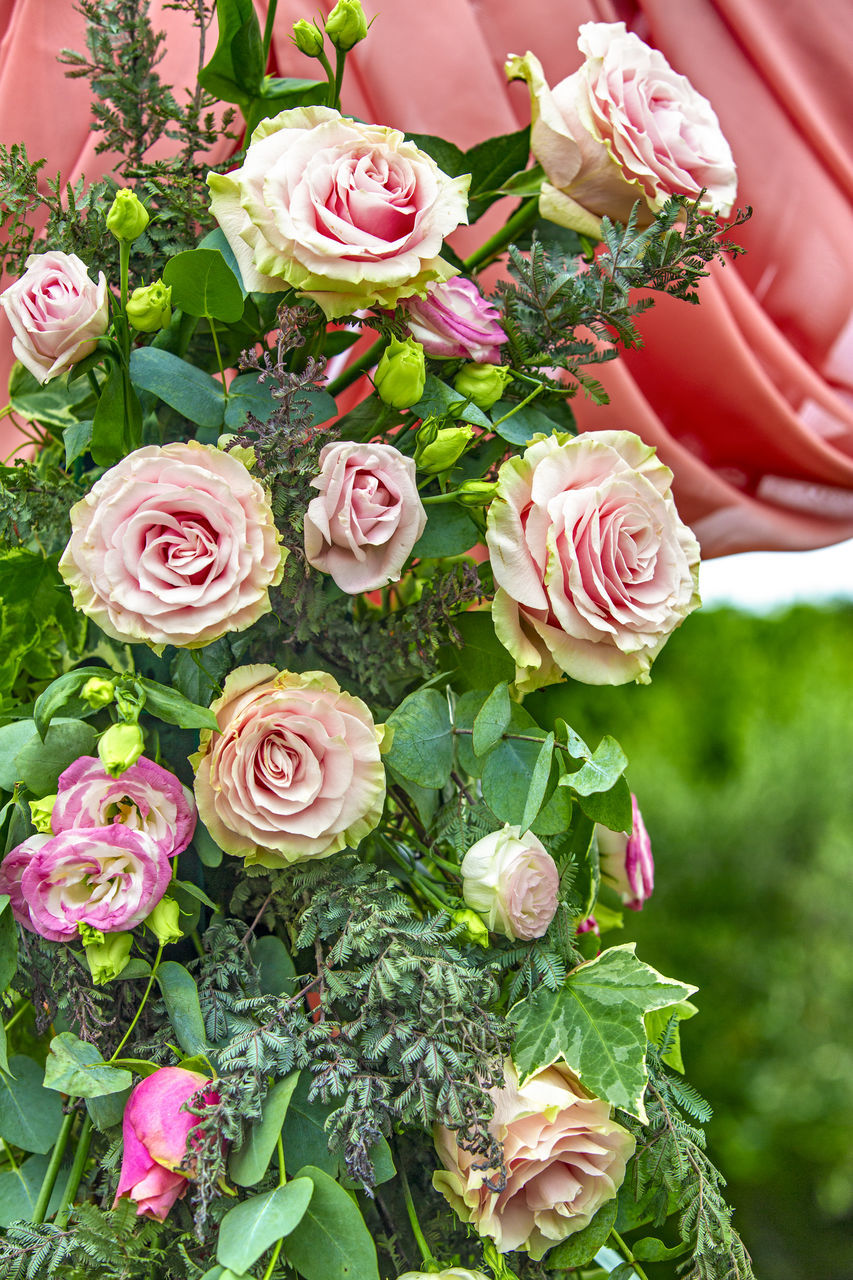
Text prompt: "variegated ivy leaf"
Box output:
[[510, 943, 696, 1122]]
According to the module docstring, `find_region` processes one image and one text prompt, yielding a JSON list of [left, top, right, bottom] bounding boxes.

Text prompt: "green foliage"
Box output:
[[216, 1178, 313, 1273], [283, 1165, 379, 1280], [405, 127, 531, 224], [43, 1032, 131, 1098]]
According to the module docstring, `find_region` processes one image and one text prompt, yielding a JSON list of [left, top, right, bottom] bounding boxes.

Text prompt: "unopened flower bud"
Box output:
[[374, 337, 426, 409], [78, 922, 105, 946], [416, 424, 474, 475], [453, 362, 512, 410], [451, 907, 490, 948], [145, 895, 183, 947], [126, 280, 172, 333], [85, 931, 133, 985], [98, 723, 145, 778], [29, 793, 57, 835], [325, 0, 368, 51], [455, 478, 499, 506], [81, 676, 115, 709], [106, 189, 150, 243], [292, 18, 325, 57]]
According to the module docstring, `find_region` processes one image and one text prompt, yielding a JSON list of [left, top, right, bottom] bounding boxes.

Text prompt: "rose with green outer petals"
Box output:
[[207, 106, 470, 320], [486, 431, 700, 691], [191, 665, 388, 867]]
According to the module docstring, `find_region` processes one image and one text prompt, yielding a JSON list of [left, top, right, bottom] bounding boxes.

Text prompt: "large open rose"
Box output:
[[192, 665, 387, 867], [507, 23, 736, 235], [207, 106, 470, 318], [0, 251, 109, 383], [486, 431, 700, 690], [59, 442, 284, 649], [434, 1059, 634, 1259]]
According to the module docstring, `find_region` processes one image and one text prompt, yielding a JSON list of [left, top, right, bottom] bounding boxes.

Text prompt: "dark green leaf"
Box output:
[[157, 961, 210, 1056], [441, 611, 515, 693], [548, 1197, 618, 1269], [91, 363, 142, 466], [385, 687, 453, 789], [229, 1073, 300, 1187], [404, 133, 465, 179], [199, 228, 247, 295], [480, 704, 545, 824], [86, 1086, 132, 1131], [520, 731, 555, 830], [218, 1178, 313, 1272], [198, 0, 265, 102], [171, 639, 231, 708], [194, 821, 225, 868], [63, 417, 93, 466], [224, 373, 278, 428], [465, 126, 531, 221], [0, 1153, 71, 1226], [411, 504, 479, 559], [163, 248, 245, 323], [33, 666, 106, 739], [411, 374, 491, 428], [138, 676, 219, 730], [472, 682, 511, 757], [577, 776, 633, 833], [284, 1166, 379, 1280], [490, 397, 560, 446], [15, 717, 97, 794], [387, 765, 439, 826], [0, 895, 18, 993], [252, 935, 296, 996], [339, 1136, 395, 1190], [0, 1055, 64, 1152], [632, 1235, 691, 1261], [129, 347, 226, 429], [43, 1032, 131, 1098], [280, 1074, 338, 1176], [244, 79, 328, 134], [498, 162, 546, 198]]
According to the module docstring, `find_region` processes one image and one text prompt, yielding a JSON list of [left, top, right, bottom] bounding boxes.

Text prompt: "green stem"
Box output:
[[317, 48, 337, 104], [490, 382, 544, 428], [260, 1135, 288, 1280], [610, 1228, 650, 1280], [86, 370, 102, 400], [426, 852, 462, 877], [326, 336, 387, 397], [119, 240, 130, 315], [422, 489, 469, 505], [332, 49, 346, 110], [54, 1114, 93, 1228], [208, 318, 229, 401], [32, 1110, 75, 1225], [462, 198, 540, 272], [262, 0, 278, 60], [1, 1137, 19, 1173], [109, 942, 164, 1061], [4, 1000, 30, 1033], [398, 1158, 438, 1270]]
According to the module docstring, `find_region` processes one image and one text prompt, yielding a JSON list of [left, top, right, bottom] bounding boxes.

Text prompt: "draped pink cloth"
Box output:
[[2, 0, 852, 555]]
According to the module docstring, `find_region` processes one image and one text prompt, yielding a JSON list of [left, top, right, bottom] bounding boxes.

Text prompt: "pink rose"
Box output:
[[0, 834, 50, 931], [115, 1067, 218, 1221], [434, 1059, 634, 1259], [59, 442, 284, 649], [207, 106, 470, 318], [461, 825, 558, 941], [597, 794, 654, 910], [304, 441, 426, 593], [192, 665, 387, 867], [486, 431, 700, 690], [17, 826, 171, 942], [402, 278, 508, 363], [507, 23, 736, 236], [0, 250, 109, 384], [52, 756, 196, 860]]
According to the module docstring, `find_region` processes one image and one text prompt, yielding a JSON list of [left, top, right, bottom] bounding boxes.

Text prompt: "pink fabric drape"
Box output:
[[2, 0, 852, 555]]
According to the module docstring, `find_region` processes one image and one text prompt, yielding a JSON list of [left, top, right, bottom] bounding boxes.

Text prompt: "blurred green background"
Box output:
[[535, 604, 853, 1280]]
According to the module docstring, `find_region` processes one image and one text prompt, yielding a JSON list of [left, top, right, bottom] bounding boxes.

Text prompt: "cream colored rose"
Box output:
[[461, 825, 558, 940], [192, 665, 387, 867], [434, 1059, 634, 1259], [0, 251, 109, 383]]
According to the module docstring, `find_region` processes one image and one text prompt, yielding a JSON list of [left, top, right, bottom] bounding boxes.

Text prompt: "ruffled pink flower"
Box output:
[[402, 278, 507, 363], [304, 441, 426, 593], [461, 825, 558, 940], [115, 1067, 218, 1221], [597, 794, 654, 910], [53, 756, 196, 859], [59, 442, 284, 649], [18, 826, 172, 942], [0, 251, 109, 383], [0, 834, 50, 931]]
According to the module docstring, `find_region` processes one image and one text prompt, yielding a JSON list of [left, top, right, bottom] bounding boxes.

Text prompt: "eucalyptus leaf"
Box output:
[[252, 935, 296, 996], [280, 1073, 338, 1176], [15, 718, 97, 794], [0, 1055, 64, 1152], [229, 1073, 300, 1187], [217, 1178, 313, 1272], [0, 1153, 71, 1226], [163, 248, 245, 323], [90, 363, 142, 466], [129, 347, 226, 429], [519, 731, 555, 830], [472, 682, 511, 757], [577, 776, 633, 834], [43, 1032, 132, 1099], [284, 1166, 379, 1280], [156, 961, 210, 1056], [411, 504, 479, 559], [411, 374, 491, 428]]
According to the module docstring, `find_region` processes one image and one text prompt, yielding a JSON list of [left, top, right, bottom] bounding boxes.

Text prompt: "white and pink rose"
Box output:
[[461, 825, 559, 941], [597, 794, 654, 910], [0, 250, 109, 384]]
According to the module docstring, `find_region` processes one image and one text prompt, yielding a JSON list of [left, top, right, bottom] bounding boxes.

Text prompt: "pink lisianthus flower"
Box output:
[[52, 756, 196, 859], [402, 278, 507, 363], [115, 1067, 219, 1221], [0, 251, 109, 384], [16, 826, 171, 942], [0, 834, 50, 931], [597, 794, 654, 909]]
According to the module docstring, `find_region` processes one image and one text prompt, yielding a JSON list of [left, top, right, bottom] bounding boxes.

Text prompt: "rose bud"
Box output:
[[115, 1067, 219, 1221], [126, 280, 172, 333], [415, 423, 473, 475], [374, 336, 426, 409], [325, 0, 368, 51], [461, 825, 559, 941], [98, 723, 145, 778], [292, 18, 325, 57], [402, 277, 507, 363], [453, 362, 512, 410], [455, 478, 499, 506], [450, 907, 490, 948], [106, 188, 150, 242], [145, 896, 183, 947], [0, 251, 109, 384], [81, 676, 116, 709], [85, 931, 133, 985], [597, 794, 654, 910], [28, 794, 57, 835], [398, 1272, 490, 1280]]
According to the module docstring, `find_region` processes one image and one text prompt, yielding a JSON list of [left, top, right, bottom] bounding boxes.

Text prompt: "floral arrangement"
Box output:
[[0, 4, 754, 1279]]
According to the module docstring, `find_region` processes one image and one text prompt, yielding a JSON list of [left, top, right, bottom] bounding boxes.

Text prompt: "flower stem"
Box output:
[[54, 1113, 93, 1228], [208, 318, 229, 401], [32, 1109, 75, 1225], [119, 240, 130, 315], [462, 197, 540, 272], [109, 942, 164, 1062], [398, 1158, 438, 1270], [332, 49, 346, 111], [4, 1000, 30, 1033], [490, 381, 545, 428], [260, 1135, 288, 1280], [326, 336, 387, 397], [610, 1228, 651, 1280], [262, 0, 278, 60]]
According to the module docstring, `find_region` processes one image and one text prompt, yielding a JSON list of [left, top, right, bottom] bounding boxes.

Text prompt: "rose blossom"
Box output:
[[486, 431, 700, 691], [597, 794, 654, 909], [0, 834, 50, 931], [52, 755, 196, 860], [507, 24, 736, 236], [17, 826, 172, 942], [208, 106, 470, 319], [0, 251, 109, 384], [192, 665, 387, 867], [398, 1272, 489, 1280], [304, 441, 427, 593], [115, 1067, 219, 1221], [461, 825, 558, 940], [434, 1059, 634, 1259], [59, 442, 284, 649], [402, 278, 507, 362]]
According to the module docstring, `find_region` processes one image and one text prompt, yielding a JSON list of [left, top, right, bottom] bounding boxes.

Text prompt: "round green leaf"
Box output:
[[217, 1178, 314, 1273]]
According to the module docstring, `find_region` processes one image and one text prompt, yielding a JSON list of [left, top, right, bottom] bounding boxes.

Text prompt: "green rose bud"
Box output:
[[453, 362, 512, 410], [451, 907, 490, 948], [416, 424, 474, 475], [98, 723, 145, 778], [324, 0, 368, 51], [292, 18, 325, 57], [145, 895, 183, 947], [105, 188, 150, 243], [78, 922, 105, 947], [374, 336, 426, 409], [85, 932, 132, 985], [81, 676, 115, 709], [454, 478, 499, 506], [126, 280, 172, 333], [29, 793, 57, 835]]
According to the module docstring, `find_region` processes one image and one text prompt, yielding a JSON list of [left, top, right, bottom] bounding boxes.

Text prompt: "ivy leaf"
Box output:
[[385, 687, 453, 789], [43, 1032, 132, 1098], [510, 944, 697, 1121], [217, 1178, 313, 1273]]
